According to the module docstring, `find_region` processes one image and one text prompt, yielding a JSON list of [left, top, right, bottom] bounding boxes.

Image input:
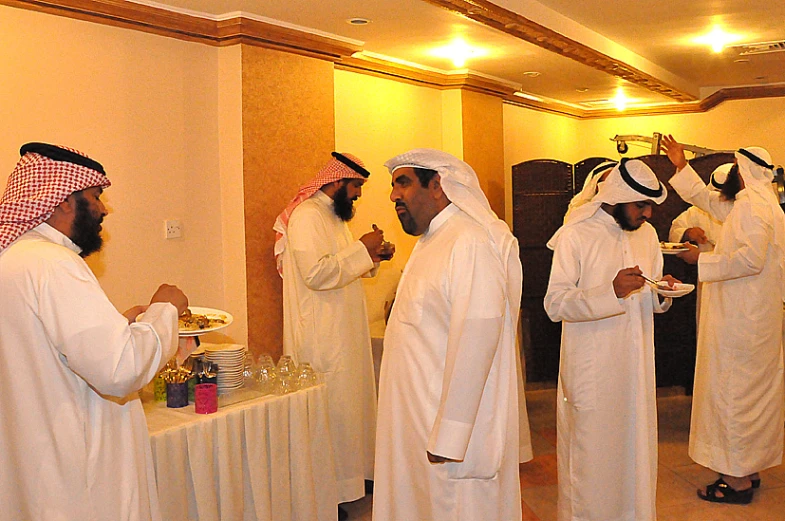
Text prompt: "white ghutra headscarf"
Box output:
[[548, 158, 667, 250], [735, 147, 785, 300]]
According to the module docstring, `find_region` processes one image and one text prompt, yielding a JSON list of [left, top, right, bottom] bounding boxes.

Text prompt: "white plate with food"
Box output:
[[178, 307, 233, 336], [652, 282, 695, 298], [660, 242, 689, 254]]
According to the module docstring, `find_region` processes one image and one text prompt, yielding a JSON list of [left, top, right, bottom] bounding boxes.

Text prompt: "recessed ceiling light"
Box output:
[[523, 71, 541, 78], [733, 58, 750, 64], [576, 87, 589, 93], [429, 39, 488, 68], [346, 18, 371, 26]]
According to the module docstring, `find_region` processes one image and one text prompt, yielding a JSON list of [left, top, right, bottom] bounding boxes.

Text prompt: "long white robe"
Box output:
[[281, 190, 377, 503], [374, 205, 524, 521], [670, 166, 785, 476], [0, 223, 179, 521], [669, 206, 726, 322], [544, 210, 671, 521]]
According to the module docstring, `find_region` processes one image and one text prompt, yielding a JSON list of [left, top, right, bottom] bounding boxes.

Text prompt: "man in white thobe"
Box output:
[[669, 163, 731, 323], [663, 135, 785, 504], [0, 143, 188, 521], [374, 149, 532, 521], [274, 152, 391, 517], [545, 158, 676, 521]]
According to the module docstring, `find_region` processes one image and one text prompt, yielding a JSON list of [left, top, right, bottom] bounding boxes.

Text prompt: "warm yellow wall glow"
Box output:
[[502, 105, 582, 223], [461, 90, 505, 218], [0, 6, 236, 344], [334, 70, 445, 326]]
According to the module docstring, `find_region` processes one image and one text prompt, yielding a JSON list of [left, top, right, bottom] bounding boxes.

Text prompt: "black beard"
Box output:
[[71, 194, 103, 257], [395, 202, 419, 236], [719, 165, 742, 201], [332, 184, 355, 222], [612, 204, 641, 231]]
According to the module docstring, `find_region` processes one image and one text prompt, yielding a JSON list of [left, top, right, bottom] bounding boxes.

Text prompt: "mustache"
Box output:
[[395, 202, 407, 210]]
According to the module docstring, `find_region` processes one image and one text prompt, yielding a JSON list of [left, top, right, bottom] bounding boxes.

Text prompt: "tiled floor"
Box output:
[[341, 388, 785, 520]]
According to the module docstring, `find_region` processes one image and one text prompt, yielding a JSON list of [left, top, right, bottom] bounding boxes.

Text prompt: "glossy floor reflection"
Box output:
[[340, 388, 785, 520]]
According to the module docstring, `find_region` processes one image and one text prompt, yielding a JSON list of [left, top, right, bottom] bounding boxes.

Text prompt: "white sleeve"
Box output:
[[39, 256, 178, 398], [544, 231, 625, 323], [289, 205, 374, 290], [426, 235, 504, 461], [699, 203, 770, 282], [669, 209, 691, 243]]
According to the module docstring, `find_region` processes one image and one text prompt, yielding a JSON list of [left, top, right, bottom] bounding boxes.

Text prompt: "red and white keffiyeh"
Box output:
[[273, 152, 368, 276], [0, 145, 110, 251]]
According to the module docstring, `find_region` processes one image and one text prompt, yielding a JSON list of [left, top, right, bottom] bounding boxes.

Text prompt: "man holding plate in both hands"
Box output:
[[662, 135, 785, 505], [544, 158, 680, 521], [0, 143, 189, 521]]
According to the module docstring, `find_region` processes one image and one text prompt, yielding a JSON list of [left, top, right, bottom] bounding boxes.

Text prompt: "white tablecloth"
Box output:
[[145, 384, 337, 521]]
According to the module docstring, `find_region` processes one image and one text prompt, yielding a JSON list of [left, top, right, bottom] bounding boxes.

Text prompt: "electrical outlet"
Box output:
[[164, 219, 182, 239]]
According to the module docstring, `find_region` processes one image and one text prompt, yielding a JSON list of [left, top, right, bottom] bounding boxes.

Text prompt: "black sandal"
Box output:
[[751, 478, 761, 489], [697, 478, 753, 504]]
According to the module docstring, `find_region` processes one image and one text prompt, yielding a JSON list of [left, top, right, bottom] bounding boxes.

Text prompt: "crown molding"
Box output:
[[5, 0, 784, 117], [421, 0, 697, 103], [1, 0, 361, 59]]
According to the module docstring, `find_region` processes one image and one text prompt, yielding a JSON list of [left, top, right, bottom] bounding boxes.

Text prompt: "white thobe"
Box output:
[[374, 204, 524, 521], [669, 205, 725, 321], [0, 223, 179, 521], [281, 190, 377, 503], [544, 210, 671, 521], [670, 166, 785, 476]]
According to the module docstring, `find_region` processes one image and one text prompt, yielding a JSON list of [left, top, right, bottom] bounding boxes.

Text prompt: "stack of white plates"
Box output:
[[203, 343, 246, 394]]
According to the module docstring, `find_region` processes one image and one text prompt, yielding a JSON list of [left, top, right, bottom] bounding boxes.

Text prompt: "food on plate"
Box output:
[[660, 241, 686, 250], [178, 308, 227, 331]]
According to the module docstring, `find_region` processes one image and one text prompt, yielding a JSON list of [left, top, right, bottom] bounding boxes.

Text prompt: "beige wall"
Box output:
[[0, 5, 243, 342]]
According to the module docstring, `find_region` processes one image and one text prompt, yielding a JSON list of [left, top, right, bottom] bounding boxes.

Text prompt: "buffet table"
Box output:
[[145, 384, 337, 521]]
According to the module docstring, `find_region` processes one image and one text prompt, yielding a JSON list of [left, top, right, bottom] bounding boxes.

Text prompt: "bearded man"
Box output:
[[663, 135, 785, 504], [545, 158, 678, 521], [274, 152, 392, 520], [0, 143, 188, 520]]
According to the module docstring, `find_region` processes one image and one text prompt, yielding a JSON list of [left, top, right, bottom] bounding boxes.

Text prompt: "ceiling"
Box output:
[[33, 0, 785, 113]]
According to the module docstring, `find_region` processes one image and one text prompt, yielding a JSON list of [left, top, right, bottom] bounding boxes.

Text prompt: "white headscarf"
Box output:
[[567, 161, 618, 213], [384, 148, 522, 304], [735, 147, 785, 299], [547, 158, 667, 250], [709, 163, 732, 192]]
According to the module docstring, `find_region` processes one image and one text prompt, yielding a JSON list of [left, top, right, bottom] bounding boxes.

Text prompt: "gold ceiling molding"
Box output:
[[1, 0, 361, 59], [336, 54, 519, 98], [5, 0, 783, 117], [503, 84, 785, 119], [420, 0, 697, 103]]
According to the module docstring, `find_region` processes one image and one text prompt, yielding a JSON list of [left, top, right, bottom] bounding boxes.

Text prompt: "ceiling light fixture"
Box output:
[[693, 26, 742, 53], [429, 38, 488, 68], [576, 87, 589, 93], [513, 91, 543, 102], [522, 71, 540, 78], [612, 89, 628, 111], [346, 18, 371, 26]]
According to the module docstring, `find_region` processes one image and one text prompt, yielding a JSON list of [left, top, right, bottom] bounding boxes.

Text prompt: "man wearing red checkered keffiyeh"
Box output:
[[275, 152, 392, 517], [0, 143, 189, 521]]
